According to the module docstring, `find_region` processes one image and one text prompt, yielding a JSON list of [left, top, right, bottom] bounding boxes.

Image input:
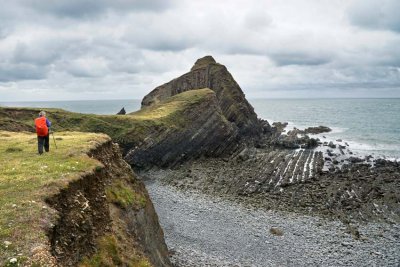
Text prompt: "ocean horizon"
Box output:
[[1, 98, 399, 159]]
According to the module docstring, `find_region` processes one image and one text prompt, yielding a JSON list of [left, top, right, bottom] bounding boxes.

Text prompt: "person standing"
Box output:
[[34, 111, 52, 155]]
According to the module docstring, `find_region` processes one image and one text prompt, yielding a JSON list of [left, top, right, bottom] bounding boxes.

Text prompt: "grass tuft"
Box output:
[[5, 147, 23, 153], [80, 235, 151, 267], [106, 180, 146, 209]]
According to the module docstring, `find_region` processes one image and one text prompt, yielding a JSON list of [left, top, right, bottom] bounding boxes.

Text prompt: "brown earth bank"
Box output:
[[42, 140, 171, 266]]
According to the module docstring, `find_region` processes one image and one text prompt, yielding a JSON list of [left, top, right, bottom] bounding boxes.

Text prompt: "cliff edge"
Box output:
[[0, 131, 171, 266]]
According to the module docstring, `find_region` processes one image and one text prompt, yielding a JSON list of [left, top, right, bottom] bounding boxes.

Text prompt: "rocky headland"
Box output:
[[135, 56, 399, 224], [137, 56, 399, 265]]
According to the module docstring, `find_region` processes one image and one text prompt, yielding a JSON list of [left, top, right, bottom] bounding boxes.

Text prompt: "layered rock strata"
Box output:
[[141, 56, 263, 137], [125, 89, 240, 169], [158, 147, 400, 224]]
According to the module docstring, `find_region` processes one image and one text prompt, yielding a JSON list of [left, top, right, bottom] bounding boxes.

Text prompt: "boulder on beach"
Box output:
[[328, 141, 336, 148]]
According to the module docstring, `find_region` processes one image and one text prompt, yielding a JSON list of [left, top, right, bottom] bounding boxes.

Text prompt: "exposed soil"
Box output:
[[45, 141, 171, 266]]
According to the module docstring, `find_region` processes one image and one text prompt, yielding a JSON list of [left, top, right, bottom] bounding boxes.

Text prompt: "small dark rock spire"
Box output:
[[117, 107, 126, 115]]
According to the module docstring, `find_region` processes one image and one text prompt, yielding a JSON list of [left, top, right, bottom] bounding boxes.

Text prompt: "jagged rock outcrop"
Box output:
[[117, 107, 126, 115], [141, 55, 263, 137], [125, 88, 240, 169]]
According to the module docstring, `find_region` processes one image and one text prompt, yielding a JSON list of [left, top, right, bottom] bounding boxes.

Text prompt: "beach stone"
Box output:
[[269, 227, 284, 236]]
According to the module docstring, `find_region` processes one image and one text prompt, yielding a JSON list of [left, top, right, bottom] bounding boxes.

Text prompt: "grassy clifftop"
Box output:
[[0, 131, 164, 266], [0, 89, 216, 149], [0, 131, 108, 265]]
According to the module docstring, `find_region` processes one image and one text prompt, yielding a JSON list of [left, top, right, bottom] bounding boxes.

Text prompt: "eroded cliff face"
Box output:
[[46, 140, 171, 266], [141, 56, 263, 137], [125, 88, 240, 169]]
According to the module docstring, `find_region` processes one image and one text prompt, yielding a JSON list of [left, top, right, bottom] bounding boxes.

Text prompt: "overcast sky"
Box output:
[[1, 0, 399, 101]]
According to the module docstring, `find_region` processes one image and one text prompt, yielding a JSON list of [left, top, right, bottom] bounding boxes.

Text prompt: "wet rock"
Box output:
[[237, 148, 252, 162], [348, 157, 363, 163], [328, 141, 336, 148], [304, 126, 332, 134], [365, 155, 373, 161], [272, 122, 288, 133]]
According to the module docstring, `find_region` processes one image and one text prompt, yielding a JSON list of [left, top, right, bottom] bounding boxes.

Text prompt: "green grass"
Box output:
[[0, 88, 215, 149], [0, 131, 109, 265], [80, 235, 151, 267], [106, 180, 146, 209]]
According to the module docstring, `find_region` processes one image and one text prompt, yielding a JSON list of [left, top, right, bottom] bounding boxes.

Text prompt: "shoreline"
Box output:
[[266, 117, 400, 162]]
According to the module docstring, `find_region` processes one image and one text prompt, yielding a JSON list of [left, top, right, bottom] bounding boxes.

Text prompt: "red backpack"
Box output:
[[35, 117, 49, 136]]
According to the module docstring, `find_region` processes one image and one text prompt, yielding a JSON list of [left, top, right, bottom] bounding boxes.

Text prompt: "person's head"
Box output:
[[39, 111, 46, 117]]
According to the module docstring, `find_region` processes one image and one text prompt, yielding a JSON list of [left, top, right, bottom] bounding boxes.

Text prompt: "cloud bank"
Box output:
[[0, 0, 399, 101]]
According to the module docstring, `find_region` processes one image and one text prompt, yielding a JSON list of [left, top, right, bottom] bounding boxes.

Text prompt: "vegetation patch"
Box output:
[[4, 147, 23, 153], [80, 235, 151, 267], [106, 180, 146, 209], [0, 130, 109, 265]]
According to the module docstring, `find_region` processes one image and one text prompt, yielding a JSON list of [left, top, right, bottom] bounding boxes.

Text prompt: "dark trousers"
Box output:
[[38, 134, 50, 154]]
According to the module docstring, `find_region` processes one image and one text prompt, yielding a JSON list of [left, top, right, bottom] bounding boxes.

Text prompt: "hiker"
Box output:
[[34, 111, 52, 155]]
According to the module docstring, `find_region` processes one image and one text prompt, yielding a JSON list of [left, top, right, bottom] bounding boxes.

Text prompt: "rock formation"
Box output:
[[125, 89, 240, 169], [117, 107, 126, 115], [141, 56, 263, 137]]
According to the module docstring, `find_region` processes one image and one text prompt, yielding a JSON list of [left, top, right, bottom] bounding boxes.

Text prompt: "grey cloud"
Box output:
[[269, 52, 331, 66], [134, 37, 195, 52], [122, 16, 198, 52], [348, 0, 400, 32], [0, 63, 48, 82], [244, 10, 272, 31], [13, 42, 61, 66], [60, 57, 109, 78], [23, 0, 173, 19]]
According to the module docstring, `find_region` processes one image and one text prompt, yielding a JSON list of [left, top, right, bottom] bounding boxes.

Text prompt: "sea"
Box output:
[[1, 98, 399, 159]]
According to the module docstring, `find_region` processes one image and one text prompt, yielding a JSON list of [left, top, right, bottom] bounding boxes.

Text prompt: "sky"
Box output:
[[0, 0, 400, 101]]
